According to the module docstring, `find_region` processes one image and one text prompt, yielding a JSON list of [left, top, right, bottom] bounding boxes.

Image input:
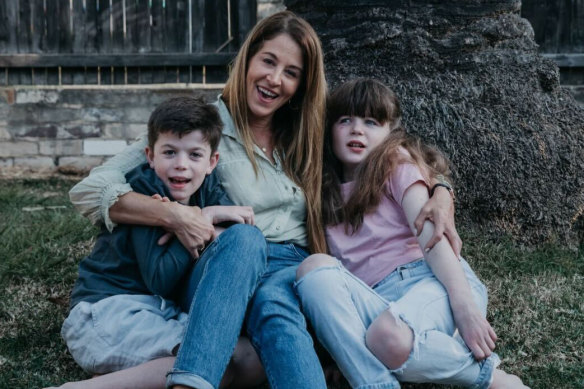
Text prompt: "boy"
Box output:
[[61, 96, 254, 375]]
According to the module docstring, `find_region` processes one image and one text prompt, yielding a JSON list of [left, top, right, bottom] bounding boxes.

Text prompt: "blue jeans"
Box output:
[[245, 242, 327, 389], [295, 258, 499, 389], [166, 224, 267, 389]]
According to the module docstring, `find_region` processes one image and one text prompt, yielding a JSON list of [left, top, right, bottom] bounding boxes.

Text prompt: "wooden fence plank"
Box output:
[[58, 0, 73, 53], [151, 0, 164, 53], [192, 0, 206, 53], [97, 0, 112, 53], [31, 0, 45, 53], [111, 0, 125, 53], [45, 0, 60, 52]]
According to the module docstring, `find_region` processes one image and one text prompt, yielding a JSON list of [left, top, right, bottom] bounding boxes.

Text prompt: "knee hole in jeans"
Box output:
[[295, 254, 337, 281]]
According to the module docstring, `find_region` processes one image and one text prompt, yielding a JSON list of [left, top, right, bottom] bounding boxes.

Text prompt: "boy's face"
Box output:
[[145, 131, 219, 204]]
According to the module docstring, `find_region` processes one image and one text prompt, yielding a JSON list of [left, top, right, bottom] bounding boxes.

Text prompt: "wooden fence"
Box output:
[[0, 0, 256, 85], [522, 0, 584, 68]]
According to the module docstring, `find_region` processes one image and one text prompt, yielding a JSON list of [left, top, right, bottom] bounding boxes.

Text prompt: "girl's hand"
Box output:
[[451, 299, 497, 360], [202, 205, 255, 225], [413, 186, 462, 257]]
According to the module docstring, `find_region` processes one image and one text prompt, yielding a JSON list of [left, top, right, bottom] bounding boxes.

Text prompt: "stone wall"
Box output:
[[0, 86, 220, 172]]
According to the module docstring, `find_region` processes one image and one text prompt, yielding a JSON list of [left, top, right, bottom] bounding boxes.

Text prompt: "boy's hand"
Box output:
[[451, 298, 497, 360], [414, 186, 462, 257], [202, 205, 255, 226]]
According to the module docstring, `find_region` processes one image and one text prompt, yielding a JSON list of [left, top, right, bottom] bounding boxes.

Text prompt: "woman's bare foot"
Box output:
[[490, 369, 530, 389]]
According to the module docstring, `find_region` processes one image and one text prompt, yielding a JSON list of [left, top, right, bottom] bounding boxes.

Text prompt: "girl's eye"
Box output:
[[365, 118, 380, 126], [338, 117, 351, 124]]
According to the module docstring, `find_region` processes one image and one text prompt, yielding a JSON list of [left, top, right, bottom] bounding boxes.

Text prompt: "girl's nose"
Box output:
[[351, 122, 365, 135]]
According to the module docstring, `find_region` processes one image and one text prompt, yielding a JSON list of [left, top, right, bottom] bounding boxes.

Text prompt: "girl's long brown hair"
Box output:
[[222, 11, 327, 253], [322, 79, 451, 233]]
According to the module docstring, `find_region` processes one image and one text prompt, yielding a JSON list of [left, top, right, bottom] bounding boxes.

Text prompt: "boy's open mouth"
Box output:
[[169, 177, 191, 184]]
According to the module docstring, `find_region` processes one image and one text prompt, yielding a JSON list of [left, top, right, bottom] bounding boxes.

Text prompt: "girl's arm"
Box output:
[[402, 182, 497, 360], [69, 137, 214, 258]]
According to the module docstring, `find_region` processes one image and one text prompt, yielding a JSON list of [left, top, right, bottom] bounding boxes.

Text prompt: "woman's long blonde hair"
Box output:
[[322, 78, 451, 232], [222, 11, 327, 253]]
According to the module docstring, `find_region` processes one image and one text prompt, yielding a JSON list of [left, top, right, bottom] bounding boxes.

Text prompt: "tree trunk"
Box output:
[[287, 0, 584, 246]]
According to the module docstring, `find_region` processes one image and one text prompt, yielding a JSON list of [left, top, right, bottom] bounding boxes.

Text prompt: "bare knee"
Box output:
[[366, 311, 413, 370], [296, 254, 337, 281]]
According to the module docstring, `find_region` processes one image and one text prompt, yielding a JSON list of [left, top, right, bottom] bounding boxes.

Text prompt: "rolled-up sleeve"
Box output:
[[69, 136, 148, 232]]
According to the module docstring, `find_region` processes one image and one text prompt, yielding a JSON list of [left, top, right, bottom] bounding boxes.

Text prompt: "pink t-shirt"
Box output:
[[325, 163, 428, 286]]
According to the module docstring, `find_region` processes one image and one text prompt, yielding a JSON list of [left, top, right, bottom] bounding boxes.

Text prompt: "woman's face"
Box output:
[[246, 33, 303, 127]]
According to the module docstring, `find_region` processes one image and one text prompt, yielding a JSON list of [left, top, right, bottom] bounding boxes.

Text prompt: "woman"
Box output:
[[56, 11, 458, 389]]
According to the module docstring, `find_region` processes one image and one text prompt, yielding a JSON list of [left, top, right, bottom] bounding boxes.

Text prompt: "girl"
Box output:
[[295, 79, 528, 389]]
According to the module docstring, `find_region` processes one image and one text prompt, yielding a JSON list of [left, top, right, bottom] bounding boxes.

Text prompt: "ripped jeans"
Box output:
[[294, 258, 499, 389]]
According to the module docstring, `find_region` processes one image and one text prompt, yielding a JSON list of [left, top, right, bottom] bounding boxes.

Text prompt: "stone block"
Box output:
[[0, 126, 11, 140], [39, 140, 83, 156], [64, 124, 102, 139], [123, 107, 155, 123], [58, 156, 104, 171], [0, 141, 38, 157], [82, 107, 123, 122], [15, 89, 59, 104], [0, 88, 15, 104], [14, 156, 55, 169], [103, 123, 146, 139], [0, 158, 14, 167], [84, 139, 128, 156]]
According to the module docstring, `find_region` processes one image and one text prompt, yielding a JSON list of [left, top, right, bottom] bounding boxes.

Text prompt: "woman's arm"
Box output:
[[69, 137, 148, 231], [402, 182, 496, 360], [413, 181, 462, 257]]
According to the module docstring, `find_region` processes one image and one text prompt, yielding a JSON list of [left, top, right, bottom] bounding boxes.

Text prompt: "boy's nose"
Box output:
[[174, 154, 188, 170]]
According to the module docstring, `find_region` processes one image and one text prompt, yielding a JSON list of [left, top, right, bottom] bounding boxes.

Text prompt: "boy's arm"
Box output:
[[131, 224, 193, 298], [401, 182, 497, 360]]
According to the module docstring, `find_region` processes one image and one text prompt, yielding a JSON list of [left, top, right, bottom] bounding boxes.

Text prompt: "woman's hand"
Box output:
[[413, 186, 462, 257], [451, 298, 497, 360], [151, 194, 214, 259], [201, 205, 255, 225]]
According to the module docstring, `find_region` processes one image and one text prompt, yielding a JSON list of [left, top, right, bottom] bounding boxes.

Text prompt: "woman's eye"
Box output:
[[285, 69, 299, 78], [263, 58, 275, 66]]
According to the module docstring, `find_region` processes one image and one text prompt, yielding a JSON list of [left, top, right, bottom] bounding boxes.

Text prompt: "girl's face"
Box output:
[[246, 33, 304, 128], [332, 115, 391, 181]]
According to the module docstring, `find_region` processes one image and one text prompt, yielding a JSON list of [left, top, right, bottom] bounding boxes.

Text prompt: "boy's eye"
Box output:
[[163, 150, 176, 156], [190, 152, 203, 159]]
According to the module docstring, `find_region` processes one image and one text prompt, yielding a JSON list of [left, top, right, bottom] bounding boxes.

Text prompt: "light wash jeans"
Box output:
[[166, 225, 327, 389], [295, 258, 500, 389]]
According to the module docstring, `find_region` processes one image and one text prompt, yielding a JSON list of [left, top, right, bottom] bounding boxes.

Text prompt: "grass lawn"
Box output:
[[0, 175, 582, 389]]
